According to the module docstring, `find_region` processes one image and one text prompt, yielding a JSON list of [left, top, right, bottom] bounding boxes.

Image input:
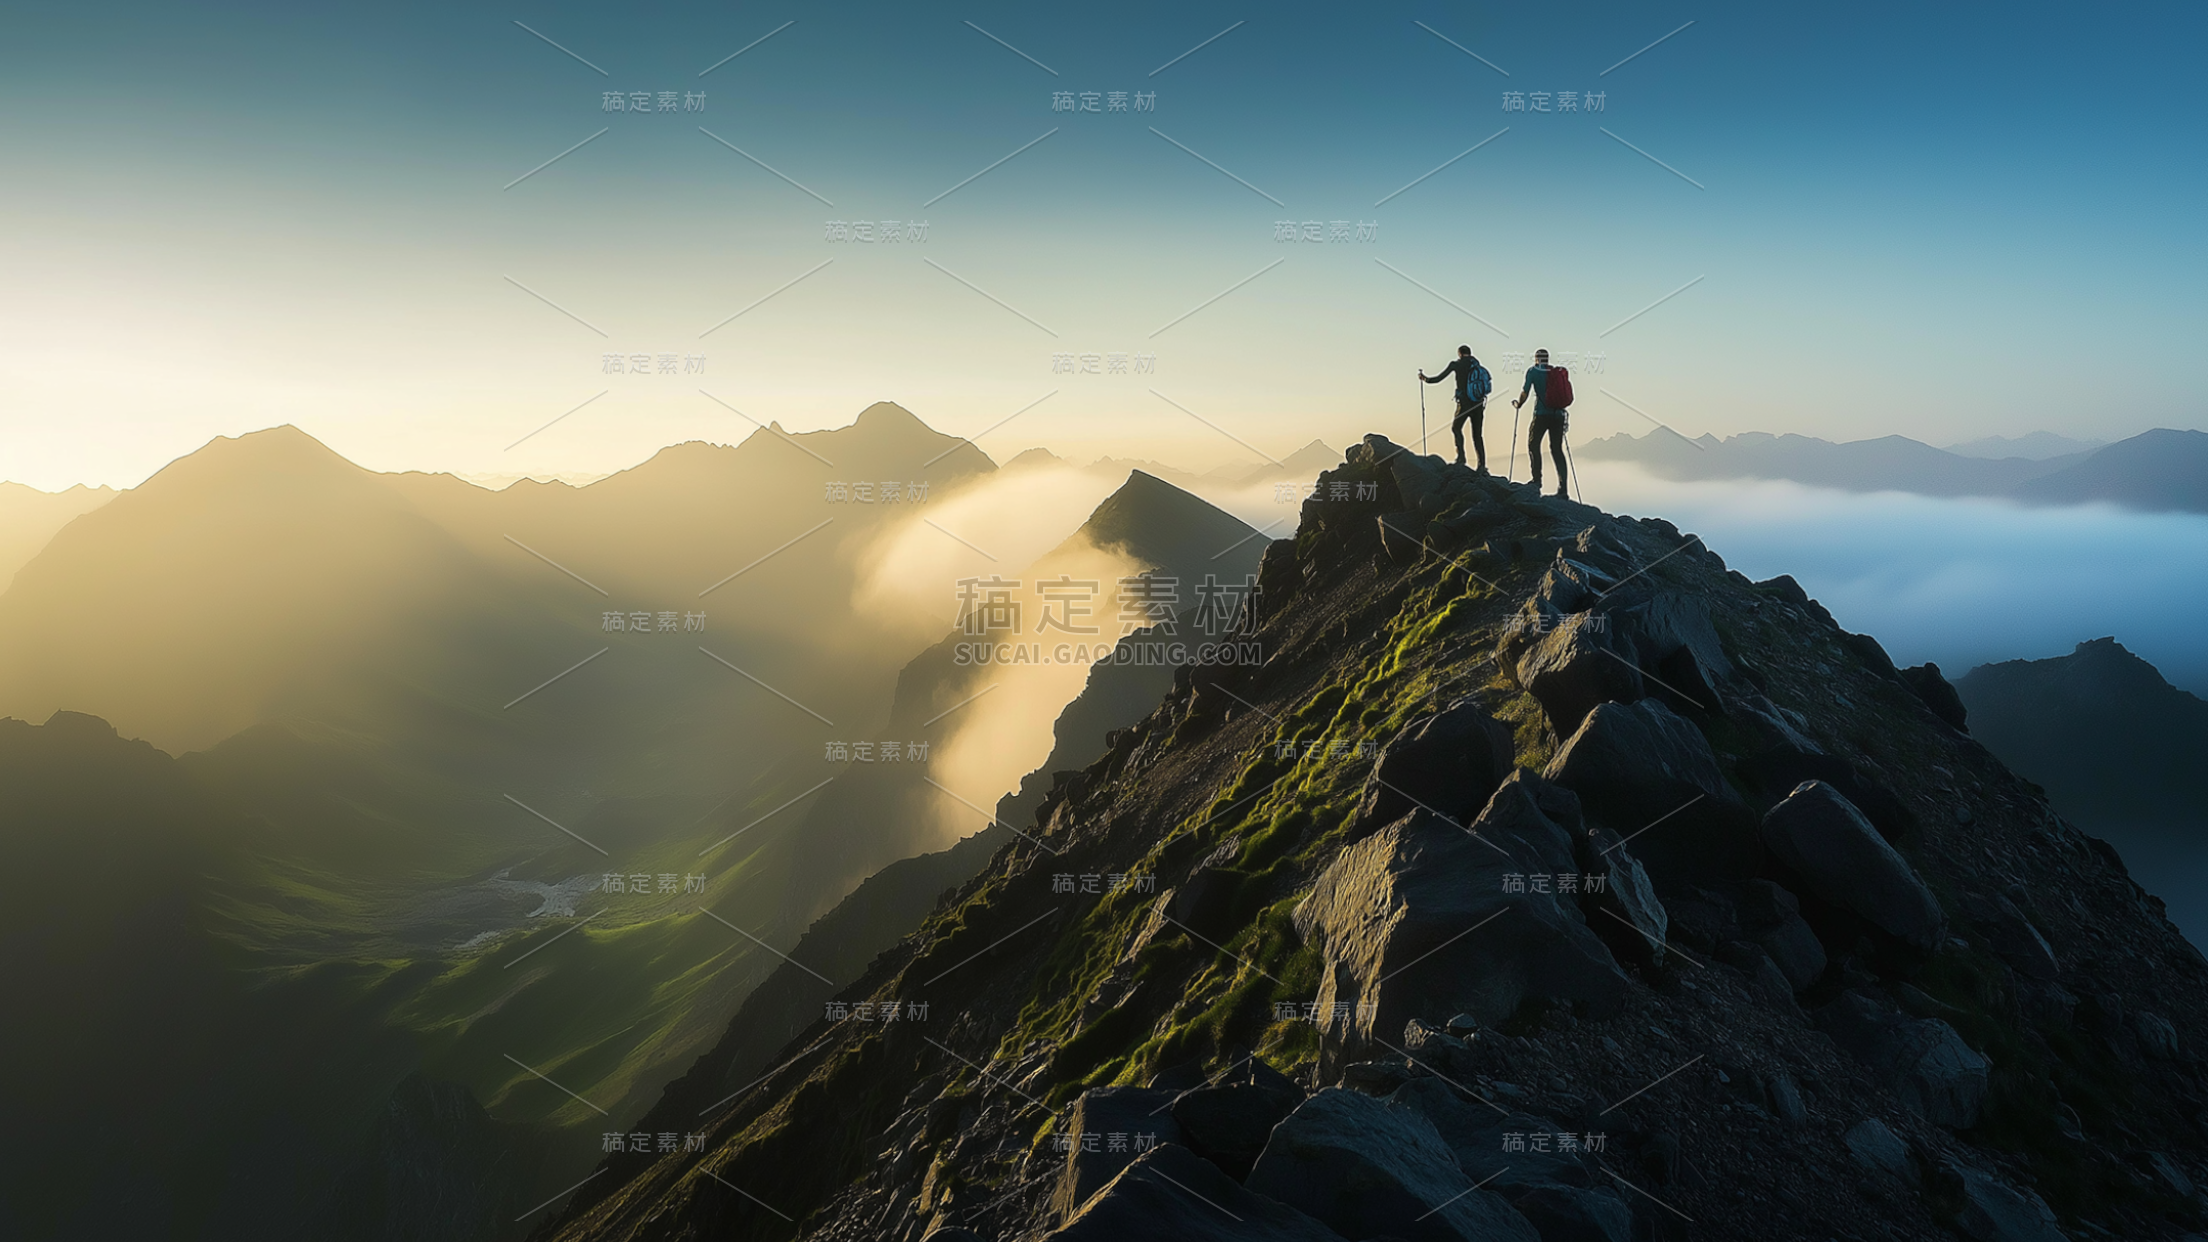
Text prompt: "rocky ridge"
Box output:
[[539, 437, 2208, 1242]]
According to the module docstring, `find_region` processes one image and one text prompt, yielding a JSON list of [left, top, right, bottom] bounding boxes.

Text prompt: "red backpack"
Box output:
[[1545, 366, 1574, 409]]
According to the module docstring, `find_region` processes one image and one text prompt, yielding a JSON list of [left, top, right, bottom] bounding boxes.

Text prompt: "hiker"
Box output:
[[1419, 345, 1492, 471], [1512, 348, 1572, 497]]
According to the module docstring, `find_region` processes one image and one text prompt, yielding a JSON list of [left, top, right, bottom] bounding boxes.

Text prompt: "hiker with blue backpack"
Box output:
[[1512, 348, 1574, 498], [1419, 345, 1493, 472]]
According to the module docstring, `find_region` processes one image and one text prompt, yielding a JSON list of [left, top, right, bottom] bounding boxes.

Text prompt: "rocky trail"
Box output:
[[536, 437, 2208, 1242]]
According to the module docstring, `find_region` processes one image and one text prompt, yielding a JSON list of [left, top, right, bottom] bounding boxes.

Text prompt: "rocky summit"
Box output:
[[537, 437, 2208, 1242]]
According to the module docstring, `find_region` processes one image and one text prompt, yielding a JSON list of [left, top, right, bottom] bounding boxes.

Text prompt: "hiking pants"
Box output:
[[1451, 399, 1486, 467], [1528, 411, 1568, 489]]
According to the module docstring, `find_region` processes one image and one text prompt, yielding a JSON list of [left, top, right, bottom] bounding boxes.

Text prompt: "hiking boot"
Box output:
[[1453, 456, 1466, 467], [1554, 487, 1570, 499]]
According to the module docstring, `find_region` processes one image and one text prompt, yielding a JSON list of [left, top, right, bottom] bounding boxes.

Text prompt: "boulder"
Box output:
[[1510, 1184, 1635, 1242], [1938, 1162, 2068, 1242], [1573, 824, 1669, 971], [1619, 591, 1734, 678], [1900, 662, 1970, 731], [1515, 617, 1644, 736], [1960, 893, 2058, 983], [1054, 1087, 1185, 1220], [1170, 1060, 1303, 1181], [1297, 778, 1628, 1064], [1388, 1079, 1597, 1199], [1816, 991, 1989, 1129], [1352, 695, 1516, 836], [1544, 699, 1756, 894], [1761, 782, 1945, 951], [1389, 450, 1452, 516], [1247, 1088, 1540, 1242], [1379, 512, 1426, 564], [1736, 880, 1827, 991], [1842, 1117, 1916, 1185], [1042, 1142, 1344, 1242]]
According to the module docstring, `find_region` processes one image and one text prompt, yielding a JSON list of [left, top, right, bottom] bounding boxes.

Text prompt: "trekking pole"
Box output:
[[1507, 402, 1521, 482], [1564, 426, 1584, 504], [1419, 376, 1427, 456]]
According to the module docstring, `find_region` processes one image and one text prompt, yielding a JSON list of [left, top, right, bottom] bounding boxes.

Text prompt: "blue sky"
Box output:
[[3, 0, 2203, 487]]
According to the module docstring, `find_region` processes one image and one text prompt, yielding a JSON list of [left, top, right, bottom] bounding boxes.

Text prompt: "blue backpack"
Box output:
[[1465, 363, 1492, 401]]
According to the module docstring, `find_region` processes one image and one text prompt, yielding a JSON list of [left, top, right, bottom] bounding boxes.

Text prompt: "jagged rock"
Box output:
[[1816, 991, 1989, 1129], [1765, 1071, 1808, 1124], [1043, 1142, 1344, 1241], [1342, 1060, 1417, 1095], [1389, 450, 1452, 516], [1510, 1184, 1635, 1242], [1900, 662, 1970, 731], [1573, 824, 1668, 971], [1733, 748, 1920, 843], [1247, 1088, 1540, 1242], [2136, 1010, 2182, 1060], [1937, 1161, 2068, 1242], [1843, 1117, 1916, 1185], [1388, 1080, 1597, 1198], [1380, 512, 1427, 564], [1961, 892, 2059, 982], [1619, 590, 1734, 678], [1737, 880, 1827, 991], [1352, 694, 1515, 836], [1170, 1060, 1302, 1181], [1252, 538, 1300, 626], [1728, 692, 1824, 756], [1544, 698, 1757, 893], [1515, 617, 1644, 736], [1054, 1086, 1185, 1221], [1761, 782, 1945, 951], [1296, 776, 1630, 1063]]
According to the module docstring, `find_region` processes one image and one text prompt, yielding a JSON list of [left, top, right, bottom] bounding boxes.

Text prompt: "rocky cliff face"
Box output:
[[536, 438, 2208, 1242]]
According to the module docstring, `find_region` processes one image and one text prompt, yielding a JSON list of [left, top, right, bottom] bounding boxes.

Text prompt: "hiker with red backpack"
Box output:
[[1512, 348, 1574, 498], [1419, 345, 1493, 472]]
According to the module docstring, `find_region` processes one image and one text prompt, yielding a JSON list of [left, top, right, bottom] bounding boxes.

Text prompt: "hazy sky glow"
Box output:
[[3, 1, 2204, 490]]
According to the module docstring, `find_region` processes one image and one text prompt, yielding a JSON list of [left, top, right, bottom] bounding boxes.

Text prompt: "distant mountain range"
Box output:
[[0, 479, 114, 590], [1942, 431, 2106, 460], [1579, 426, 2208, 514]]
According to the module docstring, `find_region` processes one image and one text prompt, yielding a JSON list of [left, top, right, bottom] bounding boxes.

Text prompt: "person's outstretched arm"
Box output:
[[1421, 362, 1453, 384]]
